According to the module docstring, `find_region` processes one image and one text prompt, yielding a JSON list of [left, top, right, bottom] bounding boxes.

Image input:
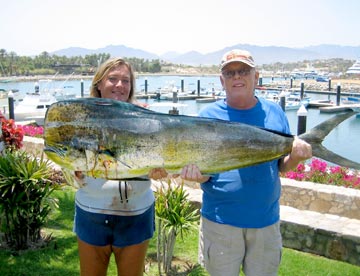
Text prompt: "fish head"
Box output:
[[43, 98, 155, 178], [44, 133, 98, 169], [44, 136, 121, 178], [44, 142, 85, 170]]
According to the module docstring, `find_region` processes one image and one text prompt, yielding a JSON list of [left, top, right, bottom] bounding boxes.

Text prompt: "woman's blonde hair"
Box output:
[[90, 57, 136, 102]]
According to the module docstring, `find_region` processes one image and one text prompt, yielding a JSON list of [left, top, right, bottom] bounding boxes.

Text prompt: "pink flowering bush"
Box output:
[[281, 158, 360, 189], [21, 125, 44, 138]]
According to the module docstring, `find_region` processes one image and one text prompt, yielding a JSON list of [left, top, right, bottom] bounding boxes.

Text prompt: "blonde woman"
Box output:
[[73, 58, 166, 276]]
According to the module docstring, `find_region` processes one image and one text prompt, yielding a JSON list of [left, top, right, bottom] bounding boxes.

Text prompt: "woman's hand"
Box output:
[[148, 168, 168, 180], [73, 171, 86, 187], [74, 171, 84, 181]]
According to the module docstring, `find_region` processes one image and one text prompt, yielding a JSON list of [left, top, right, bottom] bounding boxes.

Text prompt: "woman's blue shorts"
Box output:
[[74, 204, 155, 247]]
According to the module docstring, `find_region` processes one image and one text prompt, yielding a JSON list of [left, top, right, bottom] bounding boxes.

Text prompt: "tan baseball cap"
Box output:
[[220, 49, 255, 70]]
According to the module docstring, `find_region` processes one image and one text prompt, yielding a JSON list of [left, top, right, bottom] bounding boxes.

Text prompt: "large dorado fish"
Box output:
[[43, 97, 360, 179]]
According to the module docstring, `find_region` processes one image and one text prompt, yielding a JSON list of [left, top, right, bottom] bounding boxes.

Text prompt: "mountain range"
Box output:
[[51, 44, 360, 66]]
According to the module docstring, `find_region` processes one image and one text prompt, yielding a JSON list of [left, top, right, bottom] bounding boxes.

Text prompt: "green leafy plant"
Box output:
[[155, 179, 199, 275], [0, 150, 60, 250], [281, 158, 360, 188]]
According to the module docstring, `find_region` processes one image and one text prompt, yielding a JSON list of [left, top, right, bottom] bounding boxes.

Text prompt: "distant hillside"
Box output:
[[52, 44, 158, 60], [51, 44, 360, 66]]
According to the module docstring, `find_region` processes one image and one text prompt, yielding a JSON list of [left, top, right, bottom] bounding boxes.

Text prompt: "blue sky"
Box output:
[[1, 0, 359, 56]]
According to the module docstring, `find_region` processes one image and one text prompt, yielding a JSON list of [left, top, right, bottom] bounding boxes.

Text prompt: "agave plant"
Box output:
[[155, 179, 199, 275], [0, 150, 59, 250]]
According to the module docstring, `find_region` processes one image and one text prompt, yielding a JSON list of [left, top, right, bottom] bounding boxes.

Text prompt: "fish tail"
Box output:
[[299, 111, 360, 170]]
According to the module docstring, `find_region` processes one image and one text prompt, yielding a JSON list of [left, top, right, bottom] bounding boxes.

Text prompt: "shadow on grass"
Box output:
[[146, 252, 207, 276], [46, 186, 76, 231], [0, 235, 80, 276], [0, 186, 80, 276]]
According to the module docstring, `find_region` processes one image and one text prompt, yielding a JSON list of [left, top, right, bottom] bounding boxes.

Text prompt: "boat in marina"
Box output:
[[13, 91, 58, 125], [199, 83, 223, 96], [256, 89, 310, 111], [12, 81, 74, 125], [316, 76, 330, 82], [53, 85, 77, 100], [0, 89, 21, 101], [256, 89, 281, 102], [11, 76, 78, 124], [284, 93, 311, 110], [159, 90, 194, 101], [156, 82, 196, 101], [0, 77, 16, 83], [290, 67, 319, 79], [346, 60, 360, 75], [35, 77, 77, 100], [341, 95, 360, 104]]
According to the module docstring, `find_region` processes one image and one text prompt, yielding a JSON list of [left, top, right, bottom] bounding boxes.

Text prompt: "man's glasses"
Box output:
[[221, 68, 253, 79]]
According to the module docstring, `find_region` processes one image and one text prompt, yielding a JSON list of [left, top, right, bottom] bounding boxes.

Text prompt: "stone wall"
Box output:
[[280, 216, 360, 266], [23, 136, 44, 157], [280, 178, 360, 266], [281, 178, 360, 219]]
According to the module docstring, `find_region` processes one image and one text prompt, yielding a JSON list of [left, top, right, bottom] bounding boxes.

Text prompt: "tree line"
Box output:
[[0, 49, 162, 77], [0, 48, 355, 78]]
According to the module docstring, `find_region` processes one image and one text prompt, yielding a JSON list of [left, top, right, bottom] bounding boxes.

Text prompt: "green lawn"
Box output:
[[1, 186, 360, 276]]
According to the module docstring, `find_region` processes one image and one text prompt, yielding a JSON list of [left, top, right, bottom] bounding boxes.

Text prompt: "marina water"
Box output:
[[1, 76, 359, 164]]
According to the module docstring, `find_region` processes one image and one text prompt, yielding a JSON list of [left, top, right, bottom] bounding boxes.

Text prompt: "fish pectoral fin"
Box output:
[[44, 145, 66, 157], [86, 149, 133, 171], [98, 148, 116, 158], [117, 160, 132, 169], [97, 149, 133, 168]]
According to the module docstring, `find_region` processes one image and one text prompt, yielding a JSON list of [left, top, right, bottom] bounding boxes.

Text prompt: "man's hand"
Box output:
[[180, 164, 210, 183]]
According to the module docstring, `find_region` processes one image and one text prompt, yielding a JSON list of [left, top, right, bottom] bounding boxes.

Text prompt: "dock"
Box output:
[[319, 104, 360, 113], [307, 100, 334, 108], [136, 93, 219, 102], [195, 97, 218, 103], [116, 90, 360, 115], [308, 98, 360, 113]]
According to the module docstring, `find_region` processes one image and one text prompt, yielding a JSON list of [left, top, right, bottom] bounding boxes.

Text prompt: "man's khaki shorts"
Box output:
[[198, 217, 282, 276]]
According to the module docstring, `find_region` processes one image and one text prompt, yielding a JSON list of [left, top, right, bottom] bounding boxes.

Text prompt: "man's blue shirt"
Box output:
[[199, 97, 290, 228]]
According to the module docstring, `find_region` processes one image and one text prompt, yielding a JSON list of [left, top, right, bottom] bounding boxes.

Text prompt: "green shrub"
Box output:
[[0, 150, 59, 250], [155, 180, 199, 275]]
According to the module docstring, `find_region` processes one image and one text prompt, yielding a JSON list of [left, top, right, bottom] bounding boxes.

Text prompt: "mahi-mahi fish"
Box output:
[[43, 97, 360, 179]]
